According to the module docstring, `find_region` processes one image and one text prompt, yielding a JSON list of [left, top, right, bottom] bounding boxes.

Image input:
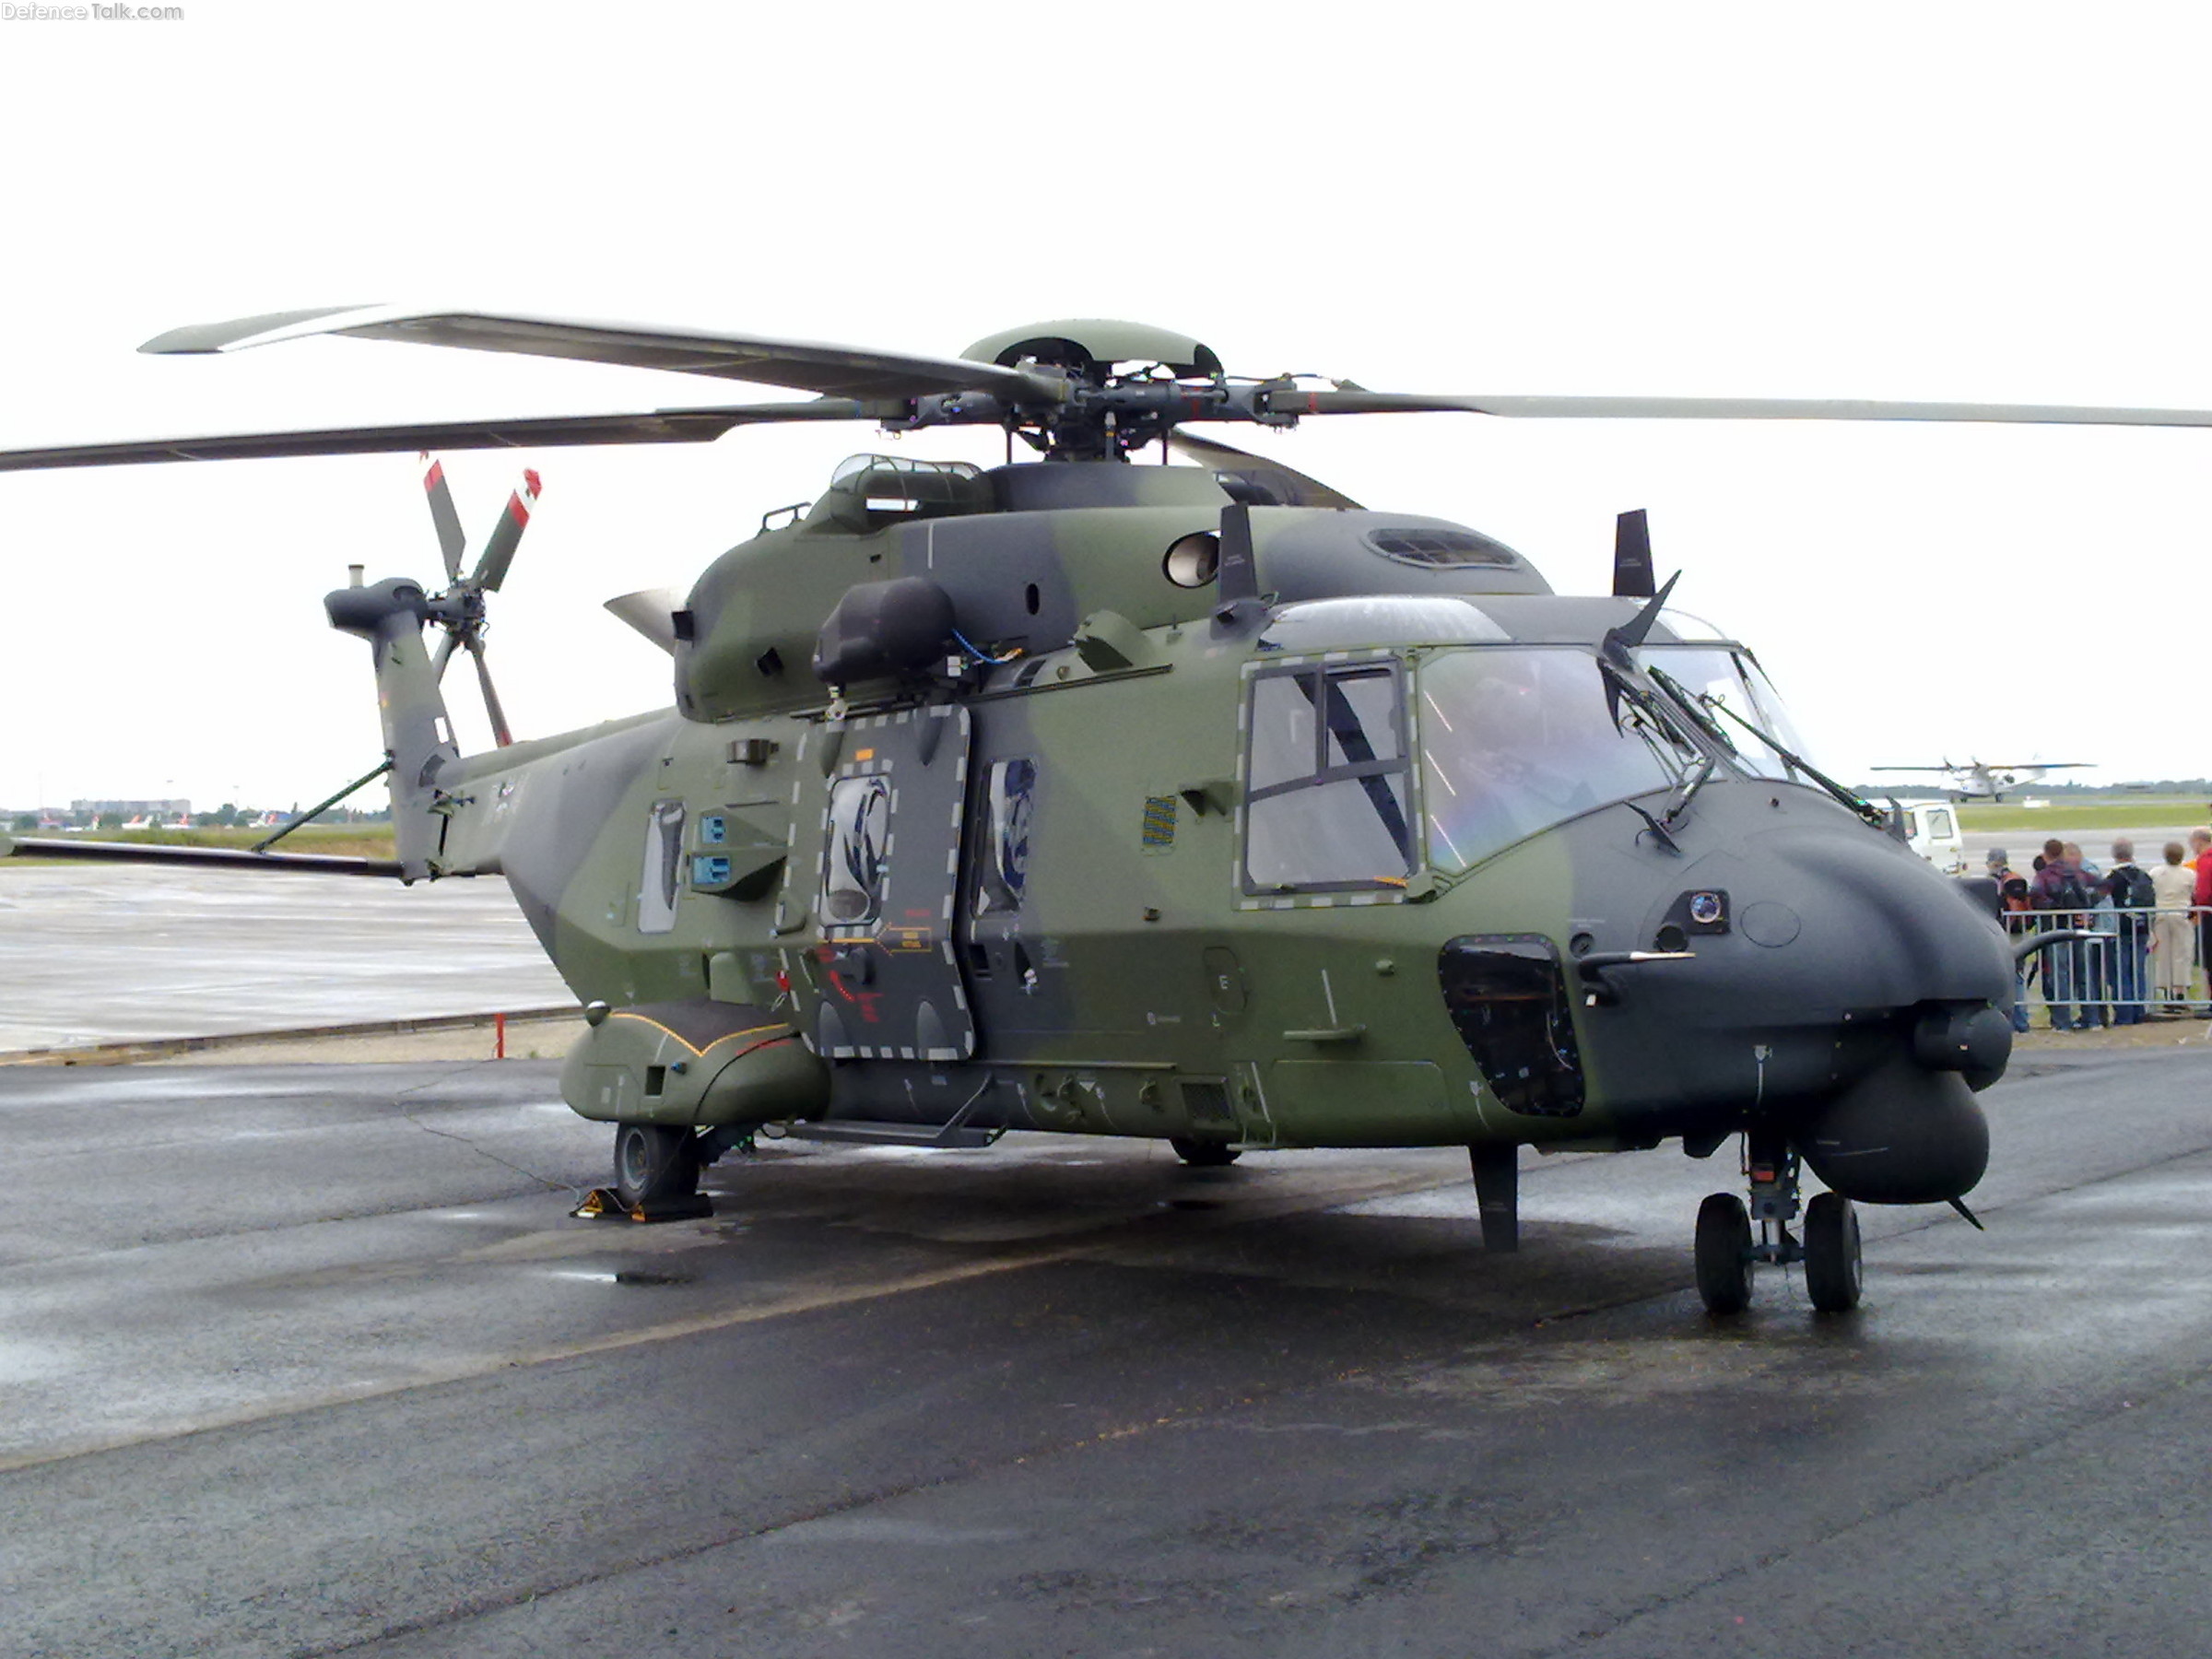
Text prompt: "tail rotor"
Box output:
[[418, 453, 539, 747]]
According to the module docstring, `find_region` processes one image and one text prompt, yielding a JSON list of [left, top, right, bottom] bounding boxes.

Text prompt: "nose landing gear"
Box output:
[[1694, 1126, 1863, 1315]]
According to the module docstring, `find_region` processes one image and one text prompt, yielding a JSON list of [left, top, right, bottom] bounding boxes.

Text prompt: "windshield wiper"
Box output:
[[1598, 580, 1711, 786], [1597, 571, 1680, 734], [1691, 693, 1887, 829], [1659, 753, 1717, 829], [1644, 665, 1741, 756]]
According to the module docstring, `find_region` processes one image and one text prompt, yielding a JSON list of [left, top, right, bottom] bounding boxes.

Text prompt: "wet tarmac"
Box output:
[[8, 1045, 2212, 1656], [0, 865, 571, 1049]]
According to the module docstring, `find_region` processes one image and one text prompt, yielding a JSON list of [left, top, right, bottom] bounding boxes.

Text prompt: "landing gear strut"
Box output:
[[1469, 1143, 1519, 1253], [1694, 1126, 1863, 1315]]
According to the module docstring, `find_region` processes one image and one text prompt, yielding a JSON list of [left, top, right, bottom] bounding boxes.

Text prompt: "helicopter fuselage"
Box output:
[[406, 457, 2011, 1206]]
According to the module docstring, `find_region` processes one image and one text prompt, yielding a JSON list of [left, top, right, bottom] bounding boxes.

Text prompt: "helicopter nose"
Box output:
[[1590, 821, 2016, 1202], [1671, 823, 2016, 1017], [1722, 820, 1999, 987]]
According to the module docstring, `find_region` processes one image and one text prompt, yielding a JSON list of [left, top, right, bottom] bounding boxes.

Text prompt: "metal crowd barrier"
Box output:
[[2000, 903, 2212, 1030]]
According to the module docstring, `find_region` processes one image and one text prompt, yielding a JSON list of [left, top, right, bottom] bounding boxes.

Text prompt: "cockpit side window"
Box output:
[[1242, 661, 1414, 893]]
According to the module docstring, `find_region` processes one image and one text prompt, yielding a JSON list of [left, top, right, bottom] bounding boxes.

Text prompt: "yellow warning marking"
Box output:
[[601, 1012, 794, 1060]]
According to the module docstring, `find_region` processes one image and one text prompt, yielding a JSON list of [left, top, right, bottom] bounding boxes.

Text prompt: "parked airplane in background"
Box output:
[[1867, 759, 2091, 802]]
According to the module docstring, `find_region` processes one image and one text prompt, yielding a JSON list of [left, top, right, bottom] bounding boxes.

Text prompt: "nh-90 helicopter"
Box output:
[[6, 307, 2199, 1316]]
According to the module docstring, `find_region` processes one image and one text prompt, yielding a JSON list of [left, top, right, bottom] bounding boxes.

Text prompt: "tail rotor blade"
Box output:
[[1613, 509, 1654, 597], [420, 453, 465, 583], [471, 467, 540, 593], [466, 634, 514, 747], [429, 629, 459, 683]]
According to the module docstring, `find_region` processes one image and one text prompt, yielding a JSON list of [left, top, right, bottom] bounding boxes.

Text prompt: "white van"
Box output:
[[1895, 798, 1966, 876]]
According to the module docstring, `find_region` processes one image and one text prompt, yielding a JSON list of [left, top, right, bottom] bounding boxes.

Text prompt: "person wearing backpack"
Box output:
[[2033, 837, 2096, 1030], [2067, 841, 2116, 1029], [1989, 847, 2035, 1033], [2104, 838, 2154, 1025]]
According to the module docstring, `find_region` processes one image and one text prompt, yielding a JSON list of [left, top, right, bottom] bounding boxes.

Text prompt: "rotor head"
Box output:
[[961, 320, 1223, 384]]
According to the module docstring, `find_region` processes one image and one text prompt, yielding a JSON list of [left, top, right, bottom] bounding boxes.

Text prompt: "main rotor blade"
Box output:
[[465, 634, 513, 747], [420, 453, 465, 582], [471, 468, 539, 594], [140, 305, 1060, 403], [1166, 430, 1362, 510], [1265, 388, 2212, 429], [1, 831, 402, 877], [0, 400, 884, 473]]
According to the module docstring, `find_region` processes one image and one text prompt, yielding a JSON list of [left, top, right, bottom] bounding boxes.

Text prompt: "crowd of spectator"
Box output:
[[1986, 833, 2212, 1030]]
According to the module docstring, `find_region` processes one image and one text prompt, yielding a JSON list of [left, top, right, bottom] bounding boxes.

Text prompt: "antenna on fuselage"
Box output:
[[1612, 508, 1655, 597]]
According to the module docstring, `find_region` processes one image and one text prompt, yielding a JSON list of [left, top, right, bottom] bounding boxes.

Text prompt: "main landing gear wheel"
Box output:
[[613, 1122, 700, 1208], [1695, 1192, 1754, 1315], [1170, 1136, 1241, 1167], [1803, 1191, 1864, 1312]]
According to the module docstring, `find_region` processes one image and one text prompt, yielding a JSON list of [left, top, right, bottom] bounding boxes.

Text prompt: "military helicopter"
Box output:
[[5, 306, 2191, 1317]]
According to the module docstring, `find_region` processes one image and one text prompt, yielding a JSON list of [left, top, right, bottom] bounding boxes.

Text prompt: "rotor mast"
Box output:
[[914, 320, 1264, 462]]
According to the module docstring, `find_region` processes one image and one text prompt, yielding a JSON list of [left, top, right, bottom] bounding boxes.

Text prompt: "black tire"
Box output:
[[1803, 1191, 1864, 1312], [1695, 1192, 1754, 1315], [1170, 1136, 1241, 1168], [613, 1122, 699, 1207]]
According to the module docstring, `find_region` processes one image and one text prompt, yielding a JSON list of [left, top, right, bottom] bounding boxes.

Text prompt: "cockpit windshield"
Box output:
[[1418, 648, 1693, 874], [1641, 646, 1815, 782]]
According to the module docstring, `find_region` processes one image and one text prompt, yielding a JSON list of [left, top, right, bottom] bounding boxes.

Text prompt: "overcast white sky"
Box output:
[[2, 4, 2208, 808]]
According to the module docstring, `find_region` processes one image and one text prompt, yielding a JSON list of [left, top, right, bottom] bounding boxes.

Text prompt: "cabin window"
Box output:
[[1364, 526, 1520, 569], [1242, 662, 1415, 893], [638, 800, 685, 935], [820, 775, 891, 925], [971, 758, 1037, 917], [1163, 532, 1220, 588], [1418, 648, 1679, 874]]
